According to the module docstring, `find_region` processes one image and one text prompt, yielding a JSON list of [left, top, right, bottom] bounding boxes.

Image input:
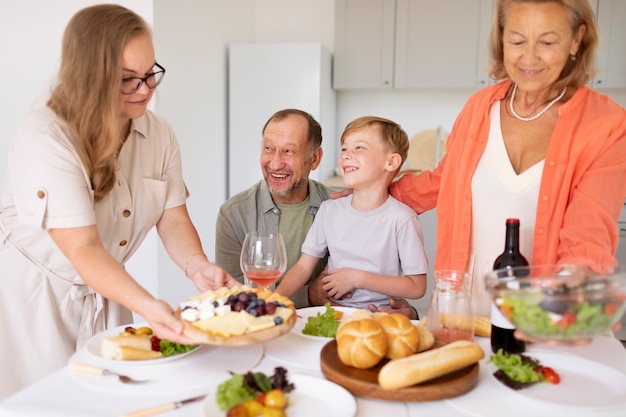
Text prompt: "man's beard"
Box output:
[[266, 177, 307, 200]]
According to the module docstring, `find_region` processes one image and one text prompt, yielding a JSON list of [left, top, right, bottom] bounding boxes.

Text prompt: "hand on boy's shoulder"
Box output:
[[329, 188, 352, 199]]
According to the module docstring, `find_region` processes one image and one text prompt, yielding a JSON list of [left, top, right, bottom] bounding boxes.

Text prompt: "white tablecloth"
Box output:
[[1, 329, 625, 417]]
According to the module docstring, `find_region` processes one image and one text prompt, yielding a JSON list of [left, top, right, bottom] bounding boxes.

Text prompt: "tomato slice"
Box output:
[[605, 302, 618, 317], [541, 367, 560, 384], [556, 311, 576, 328]]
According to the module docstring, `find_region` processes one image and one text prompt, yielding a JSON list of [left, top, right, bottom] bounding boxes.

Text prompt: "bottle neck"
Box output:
[[504, 225, 520, 252]]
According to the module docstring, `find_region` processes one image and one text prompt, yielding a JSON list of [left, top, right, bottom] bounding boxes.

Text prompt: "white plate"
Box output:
[[490, 352, 626, 409], [203, 373, 357, 417], [291, 306, 358, 342], [69, 343, 263, 394], [85, 323, 200, 364]]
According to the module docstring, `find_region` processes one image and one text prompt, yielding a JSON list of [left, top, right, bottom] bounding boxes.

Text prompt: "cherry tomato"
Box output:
[[241, 399, 264, 416], [605, 302, 618, 317], [261, 407, 286, 417], [500, 305, 513, 319], [264, 389, 286, 409], [226, 404, 248, 417], [556, 311, 576, 329], [541, 367, 560, 384], [149, 335, 161, 352], [255, 393, 267, 406]]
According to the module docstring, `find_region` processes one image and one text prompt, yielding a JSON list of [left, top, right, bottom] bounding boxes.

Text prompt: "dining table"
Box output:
[[1, 311, 626, 417]]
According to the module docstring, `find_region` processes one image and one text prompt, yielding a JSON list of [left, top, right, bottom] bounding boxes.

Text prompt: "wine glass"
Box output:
[[240, 231, 287, 290]]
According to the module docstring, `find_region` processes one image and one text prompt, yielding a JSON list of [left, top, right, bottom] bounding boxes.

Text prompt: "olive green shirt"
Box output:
[[215, 179, 331, 308]]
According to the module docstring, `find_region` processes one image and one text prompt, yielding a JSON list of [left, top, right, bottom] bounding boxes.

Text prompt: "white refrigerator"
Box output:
[[228, 43, 336, 198]]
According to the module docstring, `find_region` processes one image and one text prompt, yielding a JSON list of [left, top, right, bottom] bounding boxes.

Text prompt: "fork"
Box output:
[[69, 362, 149, 384]]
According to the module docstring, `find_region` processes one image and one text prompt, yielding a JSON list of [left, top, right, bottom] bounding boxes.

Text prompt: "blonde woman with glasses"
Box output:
[[0, 4, 237, 398]]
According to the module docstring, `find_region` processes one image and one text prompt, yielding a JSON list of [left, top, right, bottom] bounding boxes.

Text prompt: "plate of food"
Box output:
[[85, 323, 200, 364], [204, 367, 356, 417], [176, 285, 296, 346], [489, 351, 626, 409], [320, 310, 484, 402], [291, 304, 358, 341]]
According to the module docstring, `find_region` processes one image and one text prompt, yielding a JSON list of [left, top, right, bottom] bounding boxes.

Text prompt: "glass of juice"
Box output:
[[240, 231, 287, 290], [425, 270, 474, 341]]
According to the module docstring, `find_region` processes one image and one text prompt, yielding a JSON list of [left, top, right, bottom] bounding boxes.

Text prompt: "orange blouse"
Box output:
[[390, 81, 626, 271]]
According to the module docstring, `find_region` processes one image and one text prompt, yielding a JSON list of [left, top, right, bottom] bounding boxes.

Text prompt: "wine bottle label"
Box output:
[[491, 302, 514, 330]]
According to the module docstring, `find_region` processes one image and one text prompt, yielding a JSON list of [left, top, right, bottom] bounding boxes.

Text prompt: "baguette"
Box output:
[[378, 340, 484, 390], [101, 335, 162, 360]]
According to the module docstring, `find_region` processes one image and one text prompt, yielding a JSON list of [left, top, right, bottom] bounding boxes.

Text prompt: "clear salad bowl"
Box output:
[[485, 264, 626, 344]]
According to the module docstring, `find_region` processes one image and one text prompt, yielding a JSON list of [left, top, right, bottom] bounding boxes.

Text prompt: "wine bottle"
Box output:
[[490, 218, 528, 354]]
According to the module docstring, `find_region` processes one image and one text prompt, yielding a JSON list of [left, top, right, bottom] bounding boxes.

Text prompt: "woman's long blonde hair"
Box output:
[[47, 4, 151, 201]]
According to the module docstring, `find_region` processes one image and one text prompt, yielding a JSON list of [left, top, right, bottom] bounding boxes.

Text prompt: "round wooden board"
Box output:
[[175, 307, 296, 346], [320, 339, 479, 402]]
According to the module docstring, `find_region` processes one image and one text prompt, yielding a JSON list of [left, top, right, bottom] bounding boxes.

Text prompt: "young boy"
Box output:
[[276, 116, 428, 309]]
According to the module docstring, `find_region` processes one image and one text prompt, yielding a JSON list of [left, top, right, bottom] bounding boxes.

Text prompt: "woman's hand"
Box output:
[[329, 188, 352, 200], [189, 260, 240, 292], [139, 298, 199, 345]]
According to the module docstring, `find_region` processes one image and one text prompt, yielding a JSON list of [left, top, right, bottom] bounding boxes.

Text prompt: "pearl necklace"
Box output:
[[509, 84, 567, 122]]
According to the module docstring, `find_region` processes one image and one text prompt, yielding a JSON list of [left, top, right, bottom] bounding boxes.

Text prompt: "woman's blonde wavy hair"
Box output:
[[488, 0, 598, 89], [47, 4, 151, 201]]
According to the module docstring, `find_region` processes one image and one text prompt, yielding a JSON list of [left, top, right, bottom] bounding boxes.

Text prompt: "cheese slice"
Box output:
[[193, 313, 248, 337], [243, 312, 277, 332]]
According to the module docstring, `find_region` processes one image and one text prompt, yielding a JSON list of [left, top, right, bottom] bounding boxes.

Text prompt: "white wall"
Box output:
[[2, 1, 625, 318]]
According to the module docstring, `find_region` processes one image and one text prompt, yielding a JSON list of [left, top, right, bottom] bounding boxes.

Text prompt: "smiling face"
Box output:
[[118, 33, 156, 121], [502, 1, 583, 94], [261, 114, 321, 204], [339, 125, 399, 190]]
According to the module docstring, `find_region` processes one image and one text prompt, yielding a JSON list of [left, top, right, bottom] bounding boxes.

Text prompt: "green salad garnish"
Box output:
[[159, 339, 197, 357], [489, 349, 544, 385], [502, 296, 614, 339], [216, 367, 295, 411], [302, 303, 340, 337]]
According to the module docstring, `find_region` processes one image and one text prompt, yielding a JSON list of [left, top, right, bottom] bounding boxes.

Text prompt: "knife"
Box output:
[[120, 394, 207, 417]]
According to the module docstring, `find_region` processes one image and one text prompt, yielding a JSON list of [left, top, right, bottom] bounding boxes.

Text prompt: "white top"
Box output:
[[0, 107, 188, 398], [301, 194, 428, 308], [468, 100, 542, 316]]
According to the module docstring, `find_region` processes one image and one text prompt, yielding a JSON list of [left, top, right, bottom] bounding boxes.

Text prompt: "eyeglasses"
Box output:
[[121, 62, 166, 95]]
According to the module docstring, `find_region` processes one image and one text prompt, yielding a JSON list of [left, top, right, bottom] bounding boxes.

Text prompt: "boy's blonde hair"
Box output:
[[340, 116, 409, 172]]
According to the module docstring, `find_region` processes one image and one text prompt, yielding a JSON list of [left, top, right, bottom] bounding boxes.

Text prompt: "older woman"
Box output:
[[389, 0, 626, 317], [0, 4, 237, 398]]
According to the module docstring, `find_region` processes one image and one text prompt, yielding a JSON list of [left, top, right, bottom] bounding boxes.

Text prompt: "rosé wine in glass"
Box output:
[[240, 232, 287, 290]]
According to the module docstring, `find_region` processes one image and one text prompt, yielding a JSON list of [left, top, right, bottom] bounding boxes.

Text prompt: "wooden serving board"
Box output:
[[175, 307, 296, 346], [320, 339, 479, 402]]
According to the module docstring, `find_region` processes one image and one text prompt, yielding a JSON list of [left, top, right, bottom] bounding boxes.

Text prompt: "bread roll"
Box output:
[[336, 319, 387, 369], [416, 323, 435, 352], [378, 340, 484, 390], [375, 313, 419, 359], [101, 335, 162, 360], [473, 316, 491, 337]]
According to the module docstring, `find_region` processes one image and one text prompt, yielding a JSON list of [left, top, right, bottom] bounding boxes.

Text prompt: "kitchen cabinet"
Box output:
[[228, 43, 336, 198], [333, 0, 494, 89], [592, 0, 626, 89]]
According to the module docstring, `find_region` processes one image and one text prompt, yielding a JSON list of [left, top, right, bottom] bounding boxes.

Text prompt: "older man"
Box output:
[[216, 109, 419, 318], [215, 109, 330, 308]]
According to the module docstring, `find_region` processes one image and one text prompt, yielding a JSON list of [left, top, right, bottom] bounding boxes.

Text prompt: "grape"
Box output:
[[264, 302, 277, 315]]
